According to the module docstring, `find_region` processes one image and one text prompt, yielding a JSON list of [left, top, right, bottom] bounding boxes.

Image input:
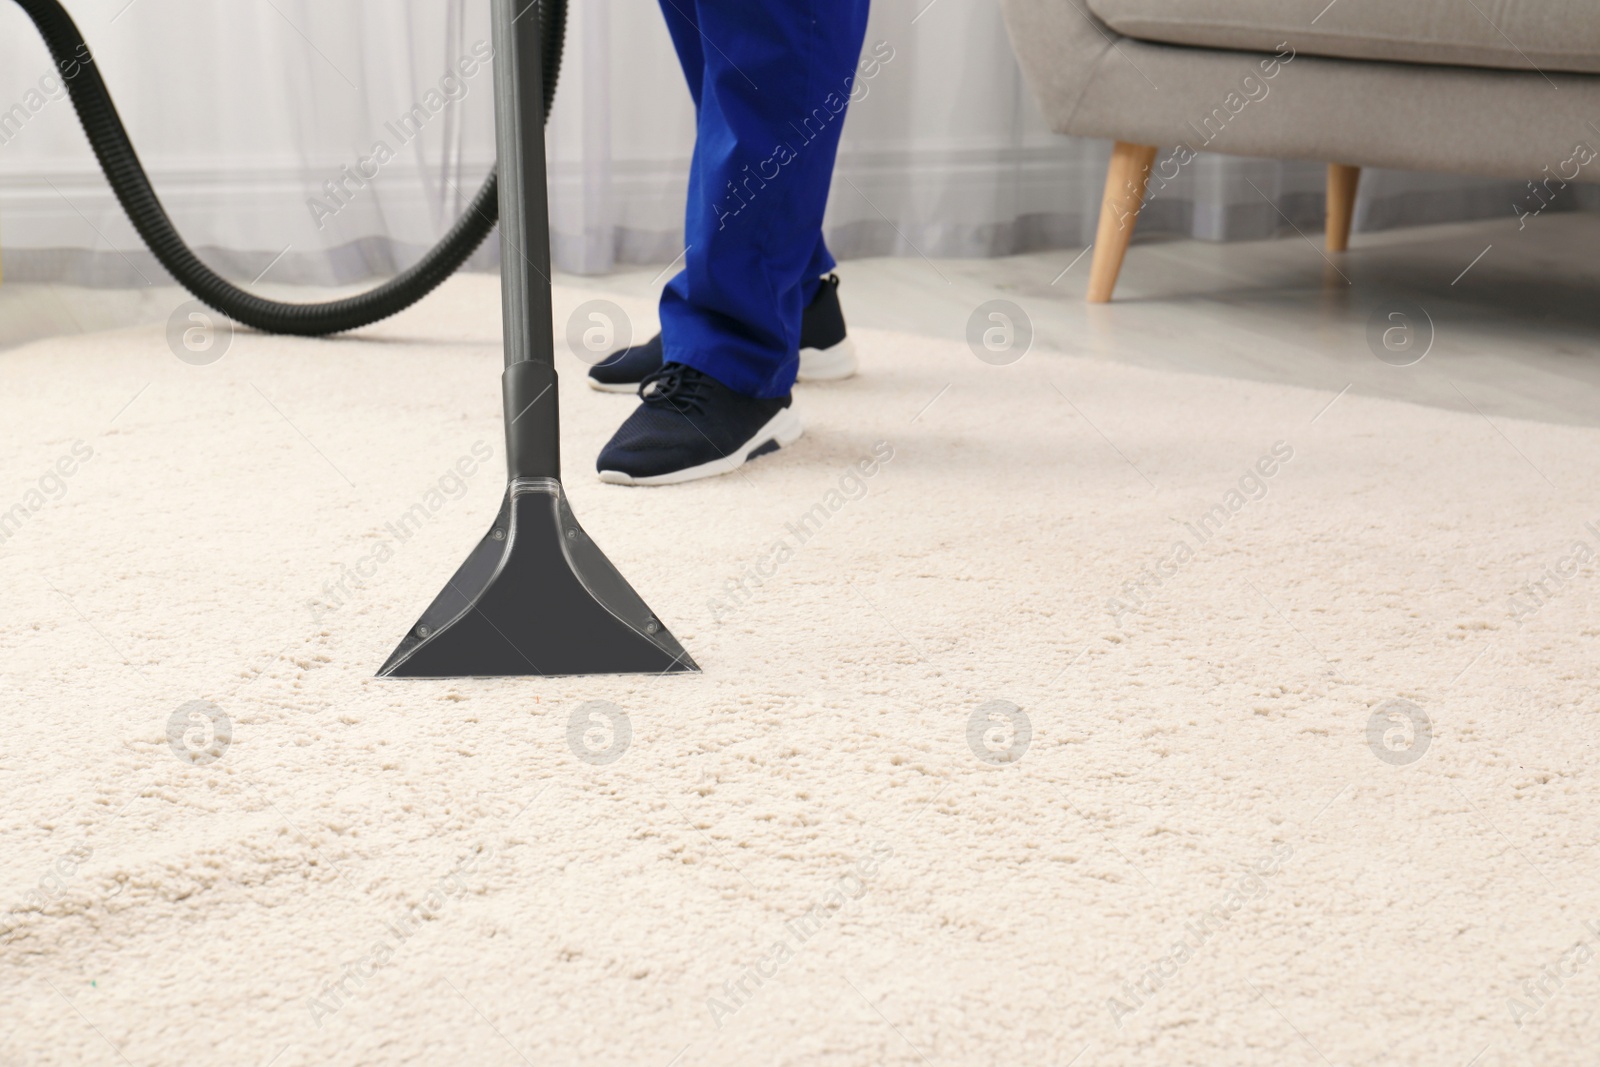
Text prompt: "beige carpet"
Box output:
[[2, 272, 1598, 1066]]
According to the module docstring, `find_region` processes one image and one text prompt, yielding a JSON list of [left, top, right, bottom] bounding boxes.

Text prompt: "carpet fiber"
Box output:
[[2, 274, 1597, 1066]]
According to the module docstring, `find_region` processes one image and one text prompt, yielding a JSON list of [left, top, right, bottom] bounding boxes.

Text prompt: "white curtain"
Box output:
[[0, 0, 1587, 286]]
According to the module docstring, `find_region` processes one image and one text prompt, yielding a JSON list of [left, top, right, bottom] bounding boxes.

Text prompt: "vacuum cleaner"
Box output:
[[16, 0, 698, 678]]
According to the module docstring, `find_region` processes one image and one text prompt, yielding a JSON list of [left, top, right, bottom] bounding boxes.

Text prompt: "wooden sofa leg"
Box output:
[[1087, 142, 1159, 303], [1326, 164, 1360, 252]]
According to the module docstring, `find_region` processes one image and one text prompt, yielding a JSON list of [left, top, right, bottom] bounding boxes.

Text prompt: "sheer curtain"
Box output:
[[0, 0, 1584, 286]]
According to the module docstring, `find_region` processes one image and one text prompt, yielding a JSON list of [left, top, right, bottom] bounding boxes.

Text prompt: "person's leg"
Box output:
[[658, 0, 871, 399], [587, 3, 856, 397]]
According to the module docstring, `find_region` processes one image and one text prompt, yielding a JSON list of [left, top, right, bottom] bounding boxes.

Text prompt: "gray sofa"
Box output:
[[999, 0, 1600, 300]]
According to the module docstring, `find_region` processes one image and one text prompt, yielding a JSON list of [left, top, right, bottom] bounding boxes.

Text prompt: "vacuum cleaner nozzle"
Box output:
[[377, 474, 698, 679]]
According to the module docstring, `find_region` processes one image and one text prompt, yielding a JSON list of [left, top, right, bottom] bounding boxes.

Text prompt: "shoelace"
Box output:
[[638, 364, 713, 416]]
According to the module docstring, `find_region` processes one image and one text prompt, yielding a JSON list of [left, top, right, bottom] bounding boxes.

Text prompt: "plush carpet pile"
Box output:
[[1, 274, 1596, 1066]]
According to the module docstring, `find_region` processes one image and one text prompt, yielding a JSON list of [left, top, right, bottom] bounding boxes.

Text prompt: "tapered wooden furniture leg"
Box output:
[[1326, 163, 1360, 252], [1087, 142, 1159, 303]]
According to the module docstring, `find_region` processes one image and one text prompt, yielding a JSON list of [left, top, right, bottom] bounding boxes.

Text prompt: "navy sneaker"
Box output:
[[587, 274, 856, 393], [586, 334, 667, 393], [596, 364, 801, 485]]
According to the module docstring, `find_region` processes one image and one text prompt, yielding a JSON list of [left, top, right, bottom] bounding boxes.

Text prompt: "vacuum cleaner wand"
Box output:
[[377, 0, 698, 678]]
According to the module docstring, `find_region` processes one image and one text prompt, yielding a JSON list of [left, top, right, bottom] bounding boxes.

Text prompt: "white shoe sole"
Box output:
[[797, 336, 858, 381], [597, 406, 803, 486], [587, 337, 856, 393]]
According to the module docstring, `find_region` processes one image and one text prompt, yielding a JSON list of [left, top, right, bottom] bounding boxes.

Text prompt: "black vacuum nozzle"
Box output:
[[377, 476, 697, 678]]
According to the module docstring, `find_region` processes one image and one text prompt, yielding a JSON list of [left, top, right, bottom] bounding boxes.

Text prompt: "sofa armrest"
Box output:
[[999, 0, 1119, 134]]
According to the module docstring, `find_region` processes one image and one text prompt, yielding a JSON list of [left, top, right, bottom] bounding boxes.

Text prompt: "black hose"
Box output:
[[13, 0, 564, 336]]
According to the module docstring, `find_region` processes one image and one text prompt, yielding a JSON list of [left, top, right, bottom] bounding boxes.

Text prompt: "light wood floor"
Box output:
[[6, 213, 1599, 427]]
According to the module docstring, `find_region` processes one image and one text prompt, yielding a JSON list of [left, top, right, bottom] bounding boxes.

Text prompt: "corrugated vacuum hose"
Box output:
[[11, 0, 566, 336]]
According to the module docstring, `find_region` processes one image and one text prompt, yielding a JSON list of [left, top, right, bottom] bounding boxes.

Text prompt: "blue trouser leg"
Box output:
[[655, 0, 870, 398]]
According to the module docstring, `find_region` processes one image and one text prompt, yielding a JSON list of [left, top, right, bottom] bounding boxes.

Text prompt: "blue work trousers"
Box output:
[[655, 0, 872, 398]]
